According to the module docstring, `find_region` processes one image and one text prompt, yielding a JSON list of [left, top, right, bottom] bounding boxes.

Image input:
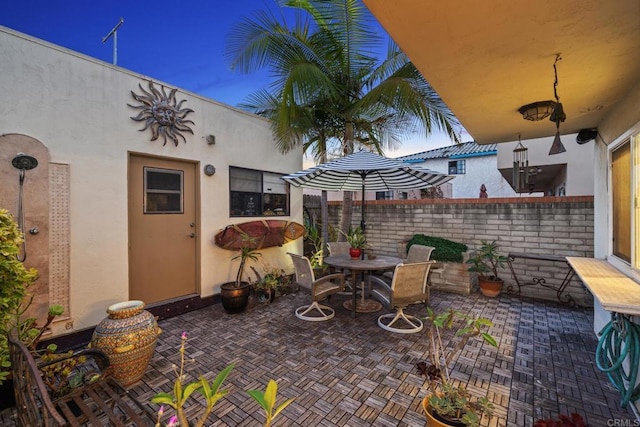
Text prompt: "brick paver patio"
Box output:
[[1, 289, 637, 426]]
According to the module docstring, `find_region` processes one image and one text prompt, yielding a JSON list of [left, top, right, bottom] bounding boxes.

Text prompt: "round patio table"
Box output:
[[324, 255, 403, 317]]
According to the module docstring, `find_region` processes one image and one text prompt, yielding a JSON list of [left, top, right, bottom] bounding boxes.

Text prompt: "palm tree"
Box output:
[[226, 0, 460, 239]]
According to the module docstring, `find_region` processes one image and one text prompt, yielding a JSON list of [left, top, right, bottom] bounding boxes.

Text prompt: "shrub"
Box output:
[[406, 234, 468, 263]]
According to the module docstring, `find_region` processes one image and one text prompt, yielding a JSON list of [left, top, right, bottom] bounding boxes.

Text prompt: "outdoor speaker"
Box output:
[[577, 128, 598, 145]]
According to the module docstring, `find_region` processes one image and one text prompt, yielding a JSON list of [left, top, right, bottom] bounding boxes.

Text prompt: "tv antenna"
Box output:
[[102, 17, 124, 65]]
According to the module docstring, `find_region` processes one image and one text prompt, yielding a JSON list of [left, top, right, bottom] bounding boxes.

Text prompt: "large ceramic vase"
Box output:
[[91, 300, 161, 387], [220, 281, 251, 313]]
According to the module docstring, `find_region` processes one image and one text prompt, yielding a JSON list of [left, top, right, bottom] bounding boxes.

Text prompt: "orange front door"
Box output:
[[128, 155, 198, 304]]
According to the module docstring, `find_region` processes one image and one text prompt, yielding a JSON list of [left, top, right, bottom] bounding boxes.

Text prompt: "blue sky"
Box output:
[[1, 0, 461, 156]]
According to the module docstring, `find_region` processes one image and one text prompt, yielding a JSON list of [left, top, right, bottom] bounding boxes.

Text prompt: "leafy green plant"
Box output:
[[247, 379, 295, 427], [340, 227, 368, 249], [0, 208, 47, 384], [231, 232, 261, 287], [466, 240, 508, 280], [151, 332, 233, 427], [303, 222, 324, 269], [251, 263, 292, 301], [406, 235, 468, 263], [419, 308, 497, 427]]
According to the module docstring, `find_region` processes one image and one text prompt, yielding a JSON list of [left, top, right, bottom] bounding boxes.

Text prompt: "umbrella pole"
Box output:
[[359, 182, 366, 308]]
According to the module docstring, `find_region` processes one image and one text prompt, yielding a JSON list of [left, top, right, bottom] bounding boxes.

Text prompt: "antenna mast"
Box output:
[[102, 17, 124, 65]]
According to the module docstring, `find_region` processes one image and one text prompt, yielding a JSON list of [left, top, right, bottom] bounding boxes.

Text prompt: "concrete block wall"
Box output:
[[318, 196, 595, 306]]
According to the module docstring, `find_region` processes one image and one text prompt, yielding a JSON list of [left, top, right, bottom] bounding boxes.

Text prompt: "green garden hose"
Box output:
[[595, 313, 640, 407]]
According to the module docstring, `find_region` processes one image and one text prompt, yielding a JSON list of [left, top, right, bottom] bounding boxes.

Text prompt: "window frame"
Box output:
[[229, 166, 290, 217], [143, 167, 184, 214], [448, 160, 466, 175], [607, 129, 640, 281]]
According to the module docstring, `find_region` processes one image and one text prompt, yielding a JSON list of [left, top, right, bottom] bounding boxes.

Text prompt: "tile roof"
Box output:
[[394, 141, 497, 162]]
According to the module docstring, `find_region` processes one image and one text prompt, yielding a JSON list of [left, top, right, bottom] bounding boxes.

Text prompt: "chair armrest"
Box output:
[[313, 272, 345, 292]]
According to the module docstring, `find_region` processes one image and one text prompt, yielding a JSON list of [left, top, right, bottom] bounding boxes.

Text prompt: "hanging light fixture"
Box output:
[[512, 134, 529, 192], [548, 54, 566, 155], [518, 100, 556, 121]]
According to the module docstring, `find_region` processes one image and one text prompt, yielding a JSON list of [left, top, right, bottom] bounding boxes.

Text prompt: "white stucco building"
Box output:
[[0, 27, 303, 334], [395, 141, 518, 198]]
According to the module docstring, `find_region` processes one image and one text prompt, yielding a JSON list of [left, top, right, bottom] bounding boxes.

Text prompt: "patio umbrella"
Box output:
[[281, 150, 454, 232]]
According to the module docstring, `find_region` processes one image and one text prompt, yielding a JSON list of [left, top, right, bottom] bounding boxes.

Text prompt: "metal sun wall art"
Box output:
[[128, 81, 195, 146]]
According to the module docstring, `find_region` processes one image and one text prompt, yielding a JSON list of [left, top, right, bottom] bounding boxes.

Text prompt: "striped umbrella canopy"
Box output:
[[282, 150, 454, 231]]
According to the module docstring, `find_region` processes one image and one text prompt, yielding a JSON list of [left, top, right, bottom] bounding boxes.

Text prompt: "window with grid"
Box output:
[[448, 160, 466, 174], [229, 167, 290, 217]]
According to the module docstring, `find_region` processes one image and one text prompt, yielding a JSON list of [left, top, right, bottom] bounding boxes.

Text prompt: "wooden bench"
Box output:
[[8, 329, 154, 426]]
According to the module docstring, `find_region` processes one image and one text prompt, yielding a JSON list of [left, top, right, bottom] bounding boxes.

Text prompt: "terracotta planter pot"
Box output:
[[422, 396, 466, 427], [478, 276, 503, 297]]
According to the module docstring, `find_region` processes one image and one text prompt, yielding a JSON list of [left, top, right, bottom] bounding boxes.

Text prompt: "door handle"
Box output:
[[189, 233, 196, 238]]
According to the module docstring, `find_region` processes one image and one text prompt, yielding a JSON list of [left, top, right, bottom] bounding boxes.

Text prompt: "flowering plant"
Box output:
[[152, 332, 233, 427]]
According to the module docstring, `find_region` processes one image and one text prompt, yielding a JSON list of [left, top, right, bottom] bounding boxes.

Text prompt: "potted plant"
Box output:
[[220, 232, 261, 314], [341, 227, 368, 259], [250, 264, 291, 304], [419, 308, 498, 426], [466, 240, 508, 297]]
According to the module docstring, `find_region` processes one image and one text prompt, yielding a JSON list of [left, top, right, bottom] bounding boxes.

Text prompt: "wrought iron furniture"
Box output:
[[8, 329, 154, 426], [370, 261, 434, 334], [506, 252, 577, 305], [288, 253, 345, 321]]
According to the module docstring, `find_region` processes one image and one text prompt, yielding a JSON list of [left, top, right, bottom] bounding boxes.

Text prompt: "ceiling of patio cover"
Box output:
[[281, 150, 454, 191]]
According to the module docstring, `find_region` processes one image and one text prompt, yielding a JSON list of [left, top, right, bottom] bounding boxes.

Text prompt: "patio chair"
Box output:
[[383, 244, 435, 285], [327, 241, 351, 256], [370, 261, 434, 333], [288, 253, 345, 321], [328, 241, 355, 294]]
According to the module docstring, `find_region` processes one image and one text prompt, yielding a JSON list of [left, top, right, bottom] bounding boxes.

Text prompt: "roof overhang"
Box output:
[[362, 0, 640, 144]]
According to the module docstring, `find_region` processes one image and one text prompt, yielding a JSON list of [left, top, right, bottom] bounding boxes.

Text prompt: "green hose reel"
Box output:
[[596, 312, 640, 407]]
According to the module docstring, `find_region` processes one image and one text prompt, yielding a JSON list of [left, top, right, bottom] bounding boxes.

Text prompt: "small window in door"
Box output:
[[144, 167, 183, 214]]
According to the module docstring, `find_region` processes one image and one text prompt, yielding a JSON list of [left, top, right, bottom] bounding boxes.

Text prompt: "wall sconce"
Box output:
[[518, 100, 556, 121], [204, 164, 216, 176]]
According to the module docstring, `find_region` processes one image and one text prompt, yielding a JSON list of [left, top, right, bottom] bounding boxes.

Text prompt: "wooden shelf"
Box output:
[[567, 257, 640, 315]]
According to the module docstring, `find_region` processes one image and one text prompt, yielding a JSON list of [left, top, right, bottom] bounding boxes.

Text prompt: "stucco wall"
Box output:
[[592, 79, 640, 333], [0, 27, 303, 332], [321, 196, 595, 306]]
